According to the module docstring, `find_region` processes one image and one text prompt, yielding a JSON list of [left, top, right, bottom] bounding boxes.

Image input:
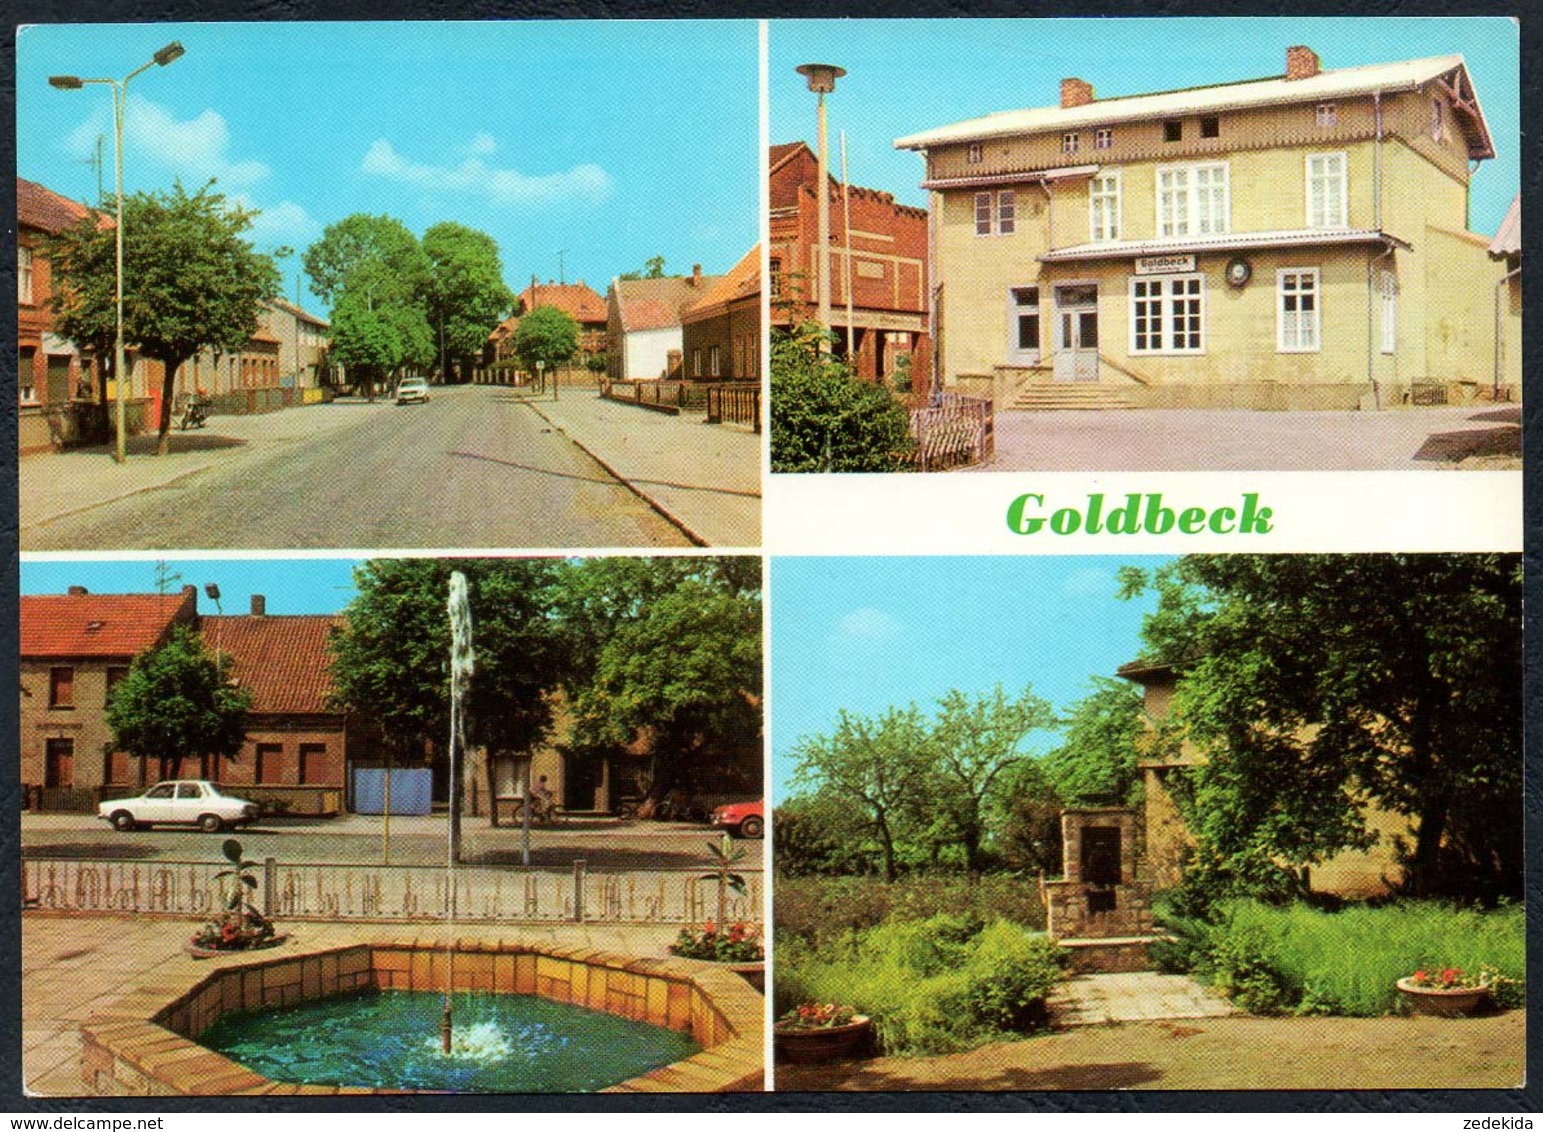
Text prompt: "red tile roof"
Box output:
[[201, 615, 342, 714], [17, 177, 100, 235], [517, 280, 609, 325], [683, 244, 760, 323], [21, 592, 194, 658], [612, 275, 722, 333]]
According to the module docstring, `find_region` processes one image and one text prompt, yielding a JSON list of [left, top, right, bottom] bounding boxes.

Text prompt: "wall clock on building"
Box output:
[[1225, 257, 1253, 287]]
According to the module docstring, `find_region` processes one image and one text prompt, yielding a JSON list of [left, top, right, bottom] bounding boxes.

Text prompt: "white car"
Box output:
[[98, 780, 259, 833], [396, 377, 431, 404]]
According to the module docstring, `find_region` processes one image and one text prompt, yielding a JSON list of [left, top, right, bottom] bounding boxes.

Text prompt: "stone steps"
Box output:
[[1010, 383, 1141, 411]]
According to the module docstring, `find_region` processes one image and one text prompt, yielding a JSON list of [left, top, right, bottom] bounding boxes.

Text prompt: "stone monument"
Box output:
[[1041, 806, 1158, 973]]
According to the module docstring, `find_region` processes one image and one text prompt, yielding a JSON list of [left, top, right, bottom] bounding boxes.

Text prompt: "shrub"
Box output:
[[774, 874, 1047, 946], [770, 323, 914, 473]]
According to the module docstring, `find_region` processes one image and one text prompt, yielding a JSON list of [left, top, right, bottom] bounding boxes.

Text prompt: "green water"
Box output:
[[199, 989, 701, 1093]]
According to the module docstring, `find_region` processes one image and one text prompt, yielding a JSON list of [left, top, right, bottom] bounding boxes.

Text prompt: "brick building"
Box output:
[[680, 244, 761, 382], [477, 278, 608, 384], [606, 267, 720, 381], [769, 142, 931, 385]]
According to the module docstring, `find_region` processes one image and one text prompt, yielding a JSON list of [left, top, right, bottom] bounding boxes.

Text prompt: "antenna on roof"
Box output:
[[556, 249, 567, 285], [153, 560, 182, 595]]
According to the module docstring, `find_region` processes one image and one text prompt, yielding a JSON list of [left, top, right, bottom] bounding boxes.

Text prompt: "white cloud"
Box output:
[[834, 607, 904, 643], [1061, 567, 1114, 598], [231, 195, 323, 248], [466, 132, 498, 156], [65, 94, 269, 189], [360, 138, 613, 206]]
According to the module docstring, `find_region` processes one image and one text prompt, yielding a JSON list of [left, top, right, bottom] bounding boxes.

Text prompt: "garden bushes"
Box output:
[[774, 912, 1067, 1055], [774, 874, 1047, 946]]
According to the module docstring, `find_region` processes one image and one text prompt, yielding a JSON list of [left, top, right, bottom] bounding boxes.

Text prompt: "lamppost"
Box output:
[[50, 41, 186, 465], [796, 62, 845, 352], [272, 246, 303, 395]]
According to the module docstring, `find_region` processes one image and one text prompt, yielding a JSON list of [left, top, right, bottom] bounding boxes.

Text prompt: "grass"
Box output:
[[774, 873, 1046, 946]]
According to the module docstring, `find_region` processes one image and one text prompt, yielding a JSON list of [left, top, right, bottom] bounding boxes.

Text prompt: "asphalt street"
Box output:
[[22, 385, 690, 549]]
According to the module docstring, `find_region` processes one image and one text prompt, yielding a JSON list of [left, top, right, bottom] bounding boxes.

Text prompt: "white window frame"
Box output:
[[1007, 285, 1041, 364], [1094, 127, 1113, 150], [709, 344, 721, 377], [1156, 162, 1229, 238], [967, 143, 983, 164], [1061, 132, 1080, 155], [1316, 103, 1337, 128], [1305, 152, 1348, 229], [974, 191, 992, 236], [692, 348, 702, 377], [1129, 273, 1205, 355], [1379, 270, 1397, 355], [977, 190, 1014, 236], [1089, 171, 1121, 242], [18, 245, 34, 305], [1277, 268, 1321, 353]]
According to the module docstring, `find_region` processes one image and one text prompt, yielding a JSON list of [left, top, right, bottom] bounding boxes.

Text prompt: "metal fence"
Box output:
[[22, 856, 762, 926], [910, 392, 994, 471]]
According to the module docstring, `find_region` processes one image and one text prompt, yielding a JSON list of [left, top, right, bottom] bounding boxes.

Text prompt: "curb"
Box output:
[[519, 398, 711, 548]]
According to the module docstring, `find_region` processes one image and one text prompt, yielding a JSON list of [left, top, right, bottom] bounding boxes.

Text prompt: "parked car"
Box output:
[[711, 798, 763, 839], [98, 780, 259, 833], [395, 377, 431, 404]]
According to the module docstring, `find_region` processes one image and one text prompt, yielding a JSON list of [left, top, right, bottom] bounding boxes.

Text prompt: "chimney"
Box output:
[[67, 585, 88, 595], [1286, 45, 1320, 81], [182, 585, 197, 598], [691, 264, 702, 288], [250, 595, 266, 616], [1061, 77, 1095, 109]]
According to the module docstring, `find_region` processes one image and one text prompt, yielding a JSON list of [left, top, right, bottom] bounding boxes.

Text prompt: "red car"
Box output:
[[711, 799, 763, 839]]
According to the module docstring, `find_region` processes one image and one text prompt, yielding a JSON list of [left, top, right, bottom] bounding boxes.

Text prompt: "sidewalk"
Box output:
[[519, 391, 762, 547], [19, 400, 385, 534], [21, 914, 687, 1096]]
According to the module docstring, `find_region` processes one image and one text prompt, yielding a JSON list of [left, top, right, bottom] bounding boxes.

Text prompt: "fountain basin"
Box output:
[[80, 938, 764, 1095]]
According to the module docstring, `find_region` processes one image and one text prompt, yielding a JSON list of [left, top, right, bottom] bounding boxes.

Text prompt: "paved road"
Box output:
[[21, 811, 765, 872], [22, 385, 691, 549]]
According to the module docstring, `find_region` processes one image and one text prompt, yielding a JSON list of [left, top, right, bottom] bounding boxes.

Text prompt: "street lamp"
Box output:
[[796, 62, 845, 350], [272, 246, 303, 395], [50, 40, 186, 464]]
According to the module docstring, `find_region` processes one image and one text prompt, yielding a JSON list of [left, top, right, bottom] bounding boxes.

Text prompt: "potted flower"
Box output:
[[774, 1002, 872, 1064], [668, 920, 765, 991], [184, 838, 287, 958], [1396, 965, 1509, 1017]]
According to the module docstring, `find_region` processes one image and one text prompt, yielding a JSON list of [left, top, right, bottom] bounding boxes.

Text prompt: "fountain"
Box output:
[[442, 570, 474, 1054]]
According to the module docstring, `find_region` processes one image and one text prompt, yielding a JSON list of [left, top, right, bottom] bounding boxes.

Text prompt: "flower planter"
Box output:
[[184, 932, 289, 960], [1396, 976, 1490, 1017], [774, 1016, 872, 1064], [726, 961, 765, 994]]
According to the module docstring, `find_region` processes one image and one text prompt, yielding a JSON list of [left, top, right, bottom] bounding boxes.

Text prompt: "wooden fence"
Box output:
[[22, 856, 762, 926], [910, 392, 994, 471], [705, 384, 761, 432]]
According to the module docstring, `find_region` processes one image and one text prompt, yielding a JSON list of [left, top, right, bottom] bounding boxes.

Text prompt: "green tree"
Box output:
[[511, 305, 580, 375], [106, 626, 252, 781], [49, 182, 281, 454], [1120, 553, 1523, 902], [929, 684, 1056, 874], [789, 705, 934, 882], [1041, 676, 1146, 806], [770, 322, 914, 472], [618, 254, 667, 281], [422, 221, 514, 383], [302, 213, 428, 307], [328, 259, 435, 390]]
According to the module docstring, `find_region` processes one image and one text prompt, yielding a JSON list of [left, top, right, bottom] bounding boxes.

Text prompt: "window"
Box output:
[[692, 349, 702, 378], [1306, 152, 1348, 228], [18, 347, 36, 403], [48, 667, 74, 709], [1431, 97, 1445, 140], [19, 245, 33, 304], [1379, 270, 1397, 355], [1095, 128, 1113, 150], [1008, 286, 1041, 362], [967, 143, 983, 164], [769, 256, 782, 299], [1316, 103, 1337, 128], [1277, 268, 1321, 352], [45, 739, 75, 789], [299, 744, 326, 786], [1156, 163, 1229, 237], [709, 344, 721, 377], [1130, 275, 1205, 354], [1163, 120, 1182, 143], [1089, 172, 1121, 241], [1200, 116, 1220, 139], [1061, 132, 1080, 155], [256, 744, 283, 784], [975, 190, 1015, 236]]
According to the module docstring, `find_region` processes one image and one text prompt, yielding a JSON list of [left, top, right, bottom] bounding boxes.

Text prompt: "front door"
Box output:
[[1053, 284, 1100, 382], [44, 739, 74, 788]]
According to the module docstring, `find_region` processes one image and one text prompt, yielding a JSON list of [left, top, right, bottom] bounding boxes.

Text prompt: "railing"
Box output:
[[600, 379, 688, 413], [21, 856, 763, 926], [705, 383, 762, 432], [910, 392, 994, 471]]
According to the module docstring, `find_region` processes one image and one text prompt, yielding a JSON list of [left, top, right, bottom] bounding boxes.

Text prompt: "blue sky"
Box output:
[[18, 21, 760, 313], [21, 558, 364, 615], [770, 556, 1171, 798], [770, 16, 1519, 236]]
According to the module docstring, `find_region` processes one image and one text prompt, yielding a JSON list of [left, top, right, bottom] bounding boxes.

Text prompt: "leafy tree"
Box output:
[[328, 260, 435, 389], [106, 626, 252, 781], [302, 213, 428, 306], [789, 705, 934, 882], [50, 182, 280, 454], [422, 222, 514, 382], [929, 684, 1056, 874], [772, 792, 878, 877], [618, 254, 667, 281], [1041, 676, 1146, 806], [1120, 554, 1523, 902], [994, 759, 1065, 876], [511, 305, 580, 375], [770, 321, 914, 472]]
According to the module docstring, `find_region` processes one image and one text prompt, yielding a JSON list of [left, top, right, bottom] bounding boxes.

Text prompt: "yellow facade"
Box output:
[[917, 66, 1516, 408]]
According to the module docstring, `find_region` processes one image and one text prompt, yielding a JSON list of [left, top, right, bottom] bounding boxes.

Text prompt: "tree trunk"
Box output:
[[876, 815, 898, 882], [1407, 793, 1450, 898], [155, 355, 188, 457]]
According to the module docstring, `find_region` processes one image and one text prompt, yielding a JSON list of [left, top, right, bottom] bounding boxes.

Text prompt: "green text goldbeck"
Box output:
[[1006, 492, 1275, 536]]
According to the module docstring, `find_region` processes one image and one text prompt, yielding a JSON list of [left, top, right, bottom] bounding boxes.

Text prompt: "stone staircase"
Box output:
[[1009, 382, 1141, 411]]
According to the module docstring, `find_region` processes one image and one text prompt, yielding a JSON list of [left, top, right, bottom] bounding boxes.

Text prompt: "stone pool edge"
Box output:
[[79, 936, 764, 1096]]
